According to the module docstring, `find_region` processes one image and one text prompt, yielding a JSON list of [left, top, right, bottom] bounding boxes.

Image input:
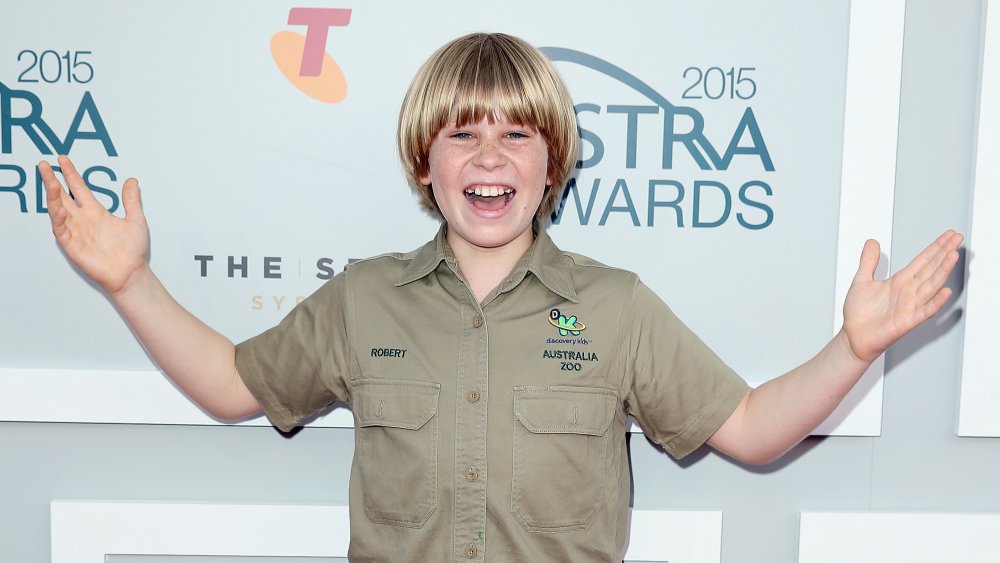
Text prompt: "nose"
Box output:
[[473, 138, 505, 169]]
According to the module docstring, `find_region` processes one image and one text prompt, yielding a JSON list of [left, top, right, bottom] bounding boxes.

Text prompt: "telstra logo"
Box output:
[[271, 8, 352, 103]]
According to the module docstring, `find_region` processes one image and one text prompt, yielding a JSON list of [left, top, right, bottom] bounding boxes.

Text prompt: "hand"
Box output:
[[842, 230, 963, 363], [41, 155, 149, 296]]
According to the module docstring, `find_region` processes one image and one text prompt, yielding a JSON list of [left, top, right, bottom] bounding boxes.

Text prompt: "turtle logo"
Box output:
[[549, 308, 586, 336]]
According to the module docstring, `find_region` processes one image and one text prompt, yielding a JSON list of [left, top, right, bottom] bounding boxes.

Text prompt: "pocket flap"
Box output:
[[513, 385, 617, 436], [353, 379, 441, 430]]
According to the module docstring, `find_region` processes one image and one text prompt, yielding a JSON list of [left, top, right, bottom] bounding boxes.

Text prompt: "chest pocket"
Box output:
[[511, 385, 617, 532], [353, 378, 440, 528]]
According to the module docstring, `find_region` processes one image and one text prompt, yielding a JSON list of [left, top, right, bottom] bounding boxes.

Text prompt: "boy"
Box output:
[[40, 33, 962, 561]]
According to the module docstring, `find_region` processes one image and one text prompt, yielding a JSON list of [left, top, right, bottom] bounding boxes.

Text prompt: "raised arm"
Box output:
[[42, 155, 261, 420], [707, 230, 963, 464]]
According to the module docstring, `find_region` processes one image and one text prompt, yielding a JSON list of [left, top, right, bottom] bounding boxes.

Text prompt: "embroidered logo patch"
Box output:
[[548, 308, 586, 336]]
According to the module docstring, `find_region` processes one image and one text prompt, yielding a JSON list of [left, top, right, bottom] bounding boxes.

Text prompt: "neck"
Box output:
[[447, 228, 533, 303]]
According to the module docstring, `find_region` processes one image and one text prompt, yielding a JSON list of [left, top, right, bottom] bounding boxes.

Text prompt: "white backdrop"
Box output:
[[1, 0, 903, 435], [959, 0, 999, 437], [51, 502, 723, 563], [799, 512, 1000, 563]]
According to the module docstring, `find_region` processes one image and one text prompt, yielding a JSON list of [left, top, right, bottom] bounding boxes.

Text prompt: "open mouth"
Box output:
[[465, 186, 515, 211]]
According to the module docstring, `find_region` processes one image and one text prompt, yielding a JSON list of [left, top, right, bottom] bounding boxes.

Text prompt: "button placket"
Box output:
[[454, 303, 488, 562]]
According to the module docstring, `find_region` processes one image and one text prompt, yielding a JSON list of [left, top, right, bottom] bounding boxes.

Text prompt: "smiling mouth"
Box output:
[[465, 186, 515, 210]]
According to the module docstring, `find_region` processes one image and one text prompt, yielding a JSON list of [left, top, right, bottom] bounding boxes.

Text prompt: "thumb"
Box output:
[[121, 178, 146, 223], [854, 239, 881, 282]]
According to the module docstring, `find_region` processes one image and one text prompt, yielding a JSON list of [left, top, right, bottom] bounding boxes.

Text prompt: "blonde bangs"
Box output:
[[450, 39, 547, 130]]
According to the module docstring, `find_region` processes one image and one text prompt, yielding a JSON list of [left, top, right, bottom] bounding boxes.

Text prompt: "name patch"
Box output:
[[371, 348, 407, 358]]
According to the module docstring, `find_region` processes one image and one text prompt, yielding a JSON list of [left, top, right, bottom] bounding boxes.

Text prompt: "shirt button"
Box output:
[[472, 314, 483, 328], [467, 388, 481, 403], [466, 466, 479, 482], [464, 543, 478, 559]]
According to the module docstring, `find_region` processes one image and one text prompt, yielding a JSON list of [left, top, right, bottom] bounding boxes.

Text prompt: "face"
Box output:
[[420, 115, 551, 257]]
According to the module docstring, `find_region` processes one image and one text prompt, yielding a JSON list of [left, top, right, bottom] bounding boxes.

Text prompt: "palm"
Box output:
[[842, 232, 962, 362], [42, 156, 149, 295]]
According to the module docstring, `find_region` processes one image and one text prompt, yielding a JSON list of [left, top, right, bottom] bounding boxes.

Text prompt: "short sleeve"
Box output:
[[623, 281, 749, 458], [235, 272, 353, 432]]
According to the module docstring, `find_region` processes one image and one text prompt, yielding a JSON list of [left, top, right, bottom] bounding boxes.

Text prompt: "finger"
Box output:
[[854, 239, 881, 282], [943, 230, 964, 252], [40, 160, 78, 219], [46, 182, 66, 228], [902, 230, 960, 279], [46, 178, 66, 229], [920, 286, 953, 322], [916, 243, 961, 303], [121, 178, 146, 224], [913, 230, 963, 285], [908, 231, 961, 303], [928, 229, 962, 257], [56, 155, 101, 209]]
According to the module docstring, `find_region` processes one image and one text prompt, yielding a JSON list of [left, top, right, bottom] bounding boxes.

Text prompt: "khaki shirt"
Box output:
[[235, 226, 748, 562]]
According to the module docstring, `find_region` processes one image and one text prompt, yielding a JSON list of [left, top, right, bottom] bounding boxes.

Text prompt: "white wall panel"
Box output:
[[799, 511, 1000, 562], [959, 0, 1000, 437], [51, 501, 722, 563]]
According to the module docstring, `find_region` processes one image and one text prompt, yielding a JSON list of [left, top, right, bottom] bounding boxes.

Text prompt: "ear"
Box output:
[[417, 158, 432, 186]]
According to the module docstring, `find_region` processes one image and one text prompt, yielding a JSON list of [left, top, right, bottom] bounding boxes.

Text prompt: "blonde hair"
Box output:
[[397, 32, 578, 219]]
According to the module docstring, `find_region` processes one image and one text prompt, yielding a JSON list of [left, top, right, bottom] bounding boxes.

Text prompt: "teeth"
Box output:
[[466, 187, 514, 197]]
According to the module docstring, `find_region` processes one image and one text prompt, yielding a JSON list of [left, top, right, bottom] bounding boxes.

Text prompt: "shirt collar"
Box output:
[[394, 224, 451, 286], [522, 226, 578, 303], [395, 222, 579, 303]]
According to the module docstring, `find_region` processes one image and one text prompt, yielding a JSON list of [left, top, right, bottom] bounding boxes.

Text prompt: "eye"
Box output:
[[505, 131, 529, 140], [450, 131, 473, 140]]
